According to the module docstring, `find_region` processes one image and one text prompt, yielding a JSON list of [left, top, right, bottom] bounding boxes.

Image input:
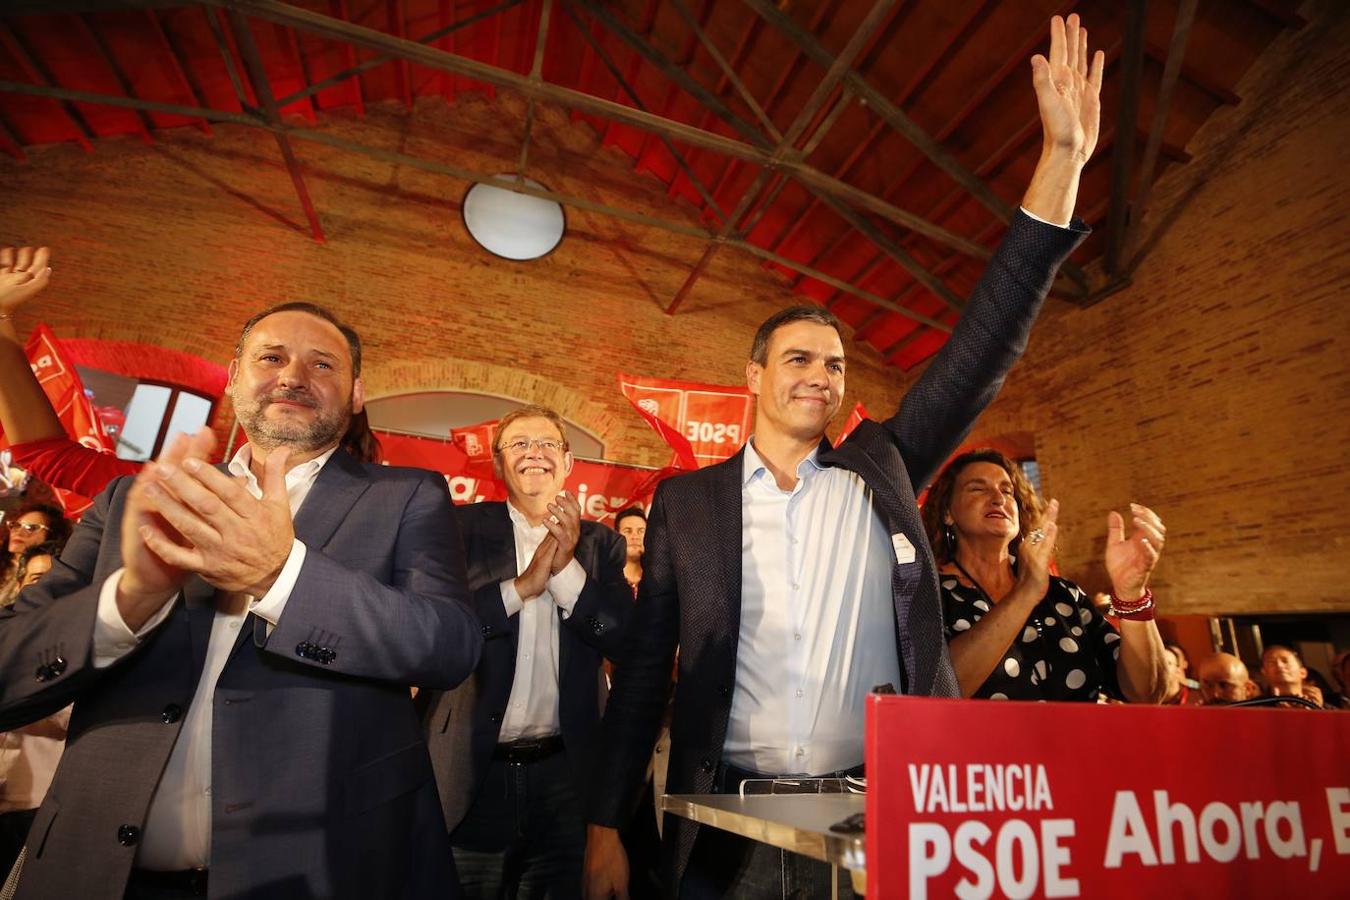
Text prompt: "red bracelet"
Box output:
[[1109, 587, 1155, 621]]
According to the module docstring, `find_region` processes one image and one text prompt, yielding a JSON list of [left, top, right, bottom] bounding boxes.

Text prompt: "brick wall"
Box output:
[[0, 94, 904, 469], [951, 1, 1350, 615]]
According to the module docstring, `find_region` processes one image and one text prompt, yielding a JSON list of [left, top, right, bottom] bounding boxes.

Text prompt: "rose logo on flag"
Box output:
[[638, 399, 660, 416]]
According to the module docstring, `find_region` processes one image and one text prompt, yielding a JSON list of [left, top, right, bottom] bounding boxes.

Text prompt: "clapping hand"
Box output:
[[138, 436, 296, 598], [543, 491, 582, 574], [1016, 498, 1059, 596], [1105, 503, 1166, 601], [0, 246, 52, 315]]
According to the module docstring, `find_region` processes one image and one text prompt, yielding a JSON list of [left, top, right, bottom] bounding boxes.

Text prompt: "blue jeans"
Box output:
[[451, 750, 584, 899]]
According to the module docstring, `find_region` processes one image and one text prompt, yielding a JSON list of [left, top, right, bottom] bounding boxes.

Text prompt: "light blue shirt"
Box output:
[[723, 439, 902, 776]]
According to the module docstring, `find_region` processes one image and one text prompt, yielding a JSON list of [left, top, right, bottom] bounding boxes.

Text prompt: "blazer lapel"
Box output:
[[227, 448, 371, 664], [709, 449, 746, 643]]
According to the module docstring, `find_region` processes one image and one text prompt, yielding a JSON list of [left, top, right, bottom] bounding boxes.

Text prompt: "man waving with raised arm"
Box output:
[[585, 15, 1103, 899]]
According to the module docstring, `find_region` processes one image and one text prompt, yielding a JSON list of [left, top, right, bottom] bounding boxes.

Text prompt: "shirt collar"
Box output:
[[741, 437, 823, 487], [506, 500, 548, 532], [227, 442, 338, 496]]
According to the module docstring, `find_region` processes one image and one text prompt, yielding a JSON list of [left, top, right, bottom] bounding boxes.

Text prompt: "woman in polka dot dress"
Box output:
[[920, 450, 1169, 703]]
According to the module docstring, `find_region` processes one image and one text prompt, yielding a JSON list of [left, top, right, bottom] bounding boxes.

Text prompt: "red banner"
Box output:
[[866, 696, 1350, 899], [1, 324, 118, 515], [375, 430, 668, 521], [618, 372, 752, 469], [837, 402, 871, 444]]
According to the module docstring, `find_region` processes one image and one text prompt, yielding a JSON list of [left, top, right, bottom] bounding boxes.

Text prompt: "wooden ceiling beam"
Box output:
[[571, 0, 774, 149], [1103, 0, 1147, 276], [743, 0, 1014, 224], [515, 0, 552, 180], [664, 0, 897, 315], [280, 0, 524, 109], [0, 21, 95, 151], [1122, 0, 1198, 271], [72, 12, 156, 142], [226, 9, 326, 242], [559, 2, 728, 222], [146, 8, 213, 133], [668, 0, 780, 142]]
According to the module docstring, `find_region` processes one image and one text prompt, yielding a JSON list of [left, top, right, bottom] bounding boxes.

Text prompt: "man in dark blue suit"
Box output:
[[0, 303, 481, 899], [584, 15, 1105, 899], [424, 405, 632, 898]]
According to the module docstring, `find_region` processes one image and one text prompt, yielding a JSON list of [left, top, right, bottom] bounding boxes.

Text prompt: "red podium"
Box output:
[[866, 696, 1350, 899]]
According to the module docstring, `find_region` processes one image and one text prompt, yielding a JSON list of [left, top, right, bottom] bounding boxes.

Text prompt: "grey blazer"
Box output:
[[0, 449, 483, 900], [588, 211, 1089, 890]]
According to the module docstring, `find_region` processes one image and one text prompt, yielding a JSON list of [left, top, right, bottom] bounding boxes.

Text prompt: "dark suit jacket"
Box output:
[[423, 503, 632, 834], [588, 211, 1089, 888], [0, 449, 483, 900]]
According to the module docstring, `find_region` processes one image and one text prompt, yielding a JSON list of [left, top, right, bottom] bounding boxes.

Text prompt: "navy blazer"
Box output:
[[589, 211, 1089, 888], [423, 502, 632, 834], [0, 449, 482, 900]]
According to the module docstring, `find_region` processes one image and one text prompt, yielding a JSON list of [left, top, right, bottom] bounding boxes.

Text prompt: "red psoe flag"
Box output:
[[0, 324, 118, 515], [836, 402, 871, 444], [618, 372, 753, 469]]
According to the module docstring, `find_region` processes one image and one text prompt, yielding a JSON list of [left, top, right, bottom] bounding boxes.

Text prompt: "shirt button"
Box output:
[[796, 689, 804, 698], [794, 633, 802, 641], [795, 748, 805, 758], [523, 653, 531, 660], [230, 621, 241, 630]]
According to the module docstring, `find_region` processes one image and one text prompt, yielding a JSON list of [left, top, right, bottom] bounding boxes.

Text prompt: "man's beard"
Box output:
[[233, 387, 352, 453]]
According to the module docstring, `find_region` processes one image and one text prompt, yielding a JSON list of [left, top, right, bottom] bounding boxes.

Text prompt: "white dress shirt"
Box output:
[[723, 440, 902, 776], [496, 502, 587, 743], [90, 443, 335, 870]]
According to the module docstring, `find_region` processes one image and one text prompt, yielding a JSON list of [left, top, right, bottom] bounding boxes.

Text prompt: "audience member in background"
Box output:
[[0, 536, 68, 872], [1164, 641, 1201, 690], [1197, 653, 1256, 704], [1161, 647, 1200, 705], [1261, 645, 1324, 708], [921, 449, 1168, 702], [0, 502, 70, 605], [0, 245, 382, 504], [422, 405, 632, 899], [614, 507, 647, 596], [1329, 650, 1350, 709]]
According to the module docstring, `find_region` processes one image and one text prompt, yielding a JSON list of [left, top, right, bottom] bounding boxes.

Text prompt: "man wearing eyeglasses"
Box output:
[[422, 404, 633, 898]]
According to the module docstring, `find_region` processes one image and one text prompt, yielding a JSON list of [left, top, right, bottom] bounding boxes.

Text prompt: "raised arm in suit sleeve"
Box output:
[[560, 524, 632, 658], [886, 211, 1089, 493], [260, 470, 483, 689], [0, 477, 130, 729], [586, 485, 680, 828]]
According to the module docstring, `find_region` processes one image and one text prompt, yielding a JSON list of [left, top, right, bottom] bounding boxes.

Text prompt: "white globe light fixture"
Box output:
[[462, 174, 566, 260]]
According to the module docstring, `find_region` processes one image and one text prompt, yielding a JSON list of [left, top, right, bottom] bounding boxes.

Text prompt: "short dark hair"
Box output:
[[236, 302, 363, 377], [614, 507, 646, 528], [750, 305, 845, 365]]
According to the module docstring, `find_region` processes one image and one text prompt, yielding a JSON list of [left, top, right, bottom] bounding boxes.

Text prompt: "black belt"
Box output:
[[127, 868, 209, 896], [492, 735, 564, 764]]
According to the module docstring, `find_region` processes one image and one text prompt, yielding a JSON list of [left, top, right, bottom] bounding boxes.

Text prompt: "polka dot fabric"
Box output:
[[941, 576, 1123, 702]]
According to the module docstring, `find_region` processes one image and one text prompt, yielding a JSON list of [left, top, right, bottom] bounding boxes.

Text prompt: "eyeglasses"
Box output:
[[496, 438, 566, 455], [6, 520, 49, 535]]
